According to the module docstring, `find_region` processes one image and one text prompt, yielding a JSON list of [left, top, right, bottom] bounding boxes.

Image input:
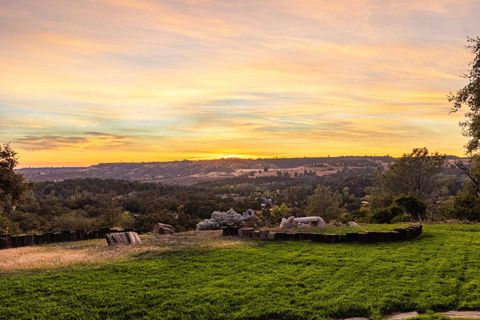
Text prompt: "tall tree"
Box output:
[[450, 36, 480, 154], [375, 148, 446, 200], [0, 143, 27, 213], [450, 37, 480, 194], [305, 186, 345, 221]]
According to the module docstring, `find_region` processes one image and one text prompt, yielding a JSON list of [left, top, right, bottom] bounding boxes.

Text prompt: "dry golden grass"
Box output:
[[0, 230, 244, 272]]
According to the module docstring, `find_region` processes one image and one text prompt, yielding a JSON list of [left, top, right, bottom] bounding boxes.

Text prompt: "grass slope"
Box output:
[[1, 225, 480, 320]]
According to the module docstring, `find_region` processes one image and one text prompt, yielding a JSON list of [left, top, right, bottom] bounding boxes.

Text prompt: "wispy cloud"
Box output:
[[15, 133, 136, 151], [0, 0, 478, 165]]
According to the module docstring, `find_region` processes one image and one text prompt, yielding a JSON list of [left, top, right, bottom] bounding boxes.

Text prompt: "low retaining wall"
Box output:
[[0, 228, 135, 250], [228, 225, 423, 243]]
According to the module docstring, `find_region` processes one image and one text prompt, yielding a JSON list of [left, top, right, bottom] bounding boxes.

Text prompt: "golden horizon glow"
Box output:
[[1, 0, 479, 167]]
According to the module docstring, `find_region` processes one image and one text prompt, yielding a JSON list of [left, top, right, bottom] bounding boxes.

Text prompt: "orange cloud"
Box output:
[[1, 0, 478, 166]]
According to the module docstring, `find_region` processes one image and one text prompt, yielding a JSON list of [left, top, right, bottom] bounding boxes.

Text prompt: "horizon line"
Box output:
[[18, 154, 466, 169]]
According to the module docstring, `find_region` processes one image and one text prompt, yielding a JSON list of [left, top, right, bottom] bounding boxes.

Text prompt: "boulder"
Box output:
[[106, 232, 142, 246], [280, 216, 297, 228], [153, 223, 175, 235], [347, 221, 360, 227], [280, 216, 326, 228]]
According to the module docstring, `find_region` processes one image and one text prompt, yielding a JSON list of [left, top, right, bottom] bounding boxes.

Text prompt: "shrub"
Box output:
[[370, 205, 403, 224], [394, 195, 427, 221], [134, 211, 177, 232], [442, 191, 480, 221], [369, 195, 427, 223], [0, 213, 20, 234], [49, 211, 98, 231]]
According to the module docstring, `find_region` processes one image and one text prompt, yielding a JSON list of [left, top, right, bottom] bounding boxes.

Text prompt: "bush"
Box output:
[[442, 191, 480, 221], [0, 214, 20, 234], [370, 205, 403, 224], [134, 211, 177, 232], [369, 195, 427, 223], [394, 195, 427, 221], [49, 211, 98, 231], [9, 210, 46, 232]]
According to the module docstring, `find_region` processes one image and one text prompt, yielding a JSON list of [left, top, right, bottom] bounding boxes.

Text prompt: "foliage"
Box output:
[[0, 213, 20, 235], [0, 143, 27, 212], [449, 36, 480, 154], [49, 211, 98, 231], [376, 148, 446, 200], [305, 185, 346, 221], [454, 155, 480, 197], [134, 210, 179, 232], [369, 195, 426, 223], [267, 203, 290, 224], [2, 225, 480, 319], [441, 190, 480, 221], [394, 195, 427, 221], [370, 205, 403, 224]]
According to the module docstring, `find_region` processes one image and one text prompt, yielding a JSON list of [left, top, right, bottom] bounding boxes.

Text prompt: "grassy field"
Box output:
[[1, 225, 480, 320]]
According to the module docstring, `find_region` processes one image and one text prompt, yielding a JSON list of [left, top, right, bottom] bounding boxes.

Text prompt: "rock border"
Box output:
[[227, 225, 423, 243]]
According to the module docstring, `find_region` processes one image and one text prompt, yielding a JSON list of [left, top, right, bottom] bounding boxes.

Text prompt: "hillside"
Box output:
[[19, 156, 394, 184]]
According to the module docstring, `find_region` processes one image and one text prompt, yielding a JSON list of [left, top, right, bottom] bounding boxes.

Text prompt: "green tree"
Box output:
[[449, 36, 480, 154], [0, 143, 27, 213], [450, 37, 480, 196], [375, 148, 446, 200], [305, 186, 345, 221]]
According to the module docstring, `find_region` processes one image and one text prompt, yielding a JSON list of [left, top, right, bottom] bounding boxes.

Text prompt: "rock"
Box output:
[[280, 216, 326, 228], [280, 216, 297, 228], [153, 223, 175, 235], [348, 221, 360, 227], [105, 232, 142, 246]]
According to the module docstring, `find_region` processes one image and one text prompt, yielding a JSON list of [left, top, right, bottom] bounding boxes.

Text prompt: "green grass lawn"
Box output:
[[1, 224, 480, 320]]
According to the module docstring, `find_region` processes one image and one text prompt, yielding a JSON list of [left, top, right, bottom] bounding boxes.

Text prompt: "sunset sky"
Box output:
[[1, 0, 480, 167]]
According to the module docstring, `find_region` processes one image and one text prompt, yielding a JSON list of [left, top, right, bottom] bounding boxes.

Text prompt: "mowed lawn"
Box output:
[[1, 225, 480, 320]]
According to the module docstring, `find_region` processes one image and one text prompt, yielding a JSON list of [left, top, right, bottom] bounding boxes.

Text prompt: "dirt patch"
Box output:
[[0, 230, 243, 272], [440, 311, 480, 319], [386, 312, 419, 320]]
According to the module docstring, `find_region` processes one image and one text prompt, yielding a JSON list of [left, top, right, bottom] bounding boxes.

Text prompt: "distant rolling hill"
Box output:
[[19, 156, 396, 184]]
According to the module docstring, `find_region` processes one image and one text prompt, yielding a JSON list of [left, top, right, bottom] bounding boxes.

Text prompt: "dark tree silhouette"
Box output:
[[450, 37, 480, 195], [0, 143, 27, 213], [450, 36, 480, 153]]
